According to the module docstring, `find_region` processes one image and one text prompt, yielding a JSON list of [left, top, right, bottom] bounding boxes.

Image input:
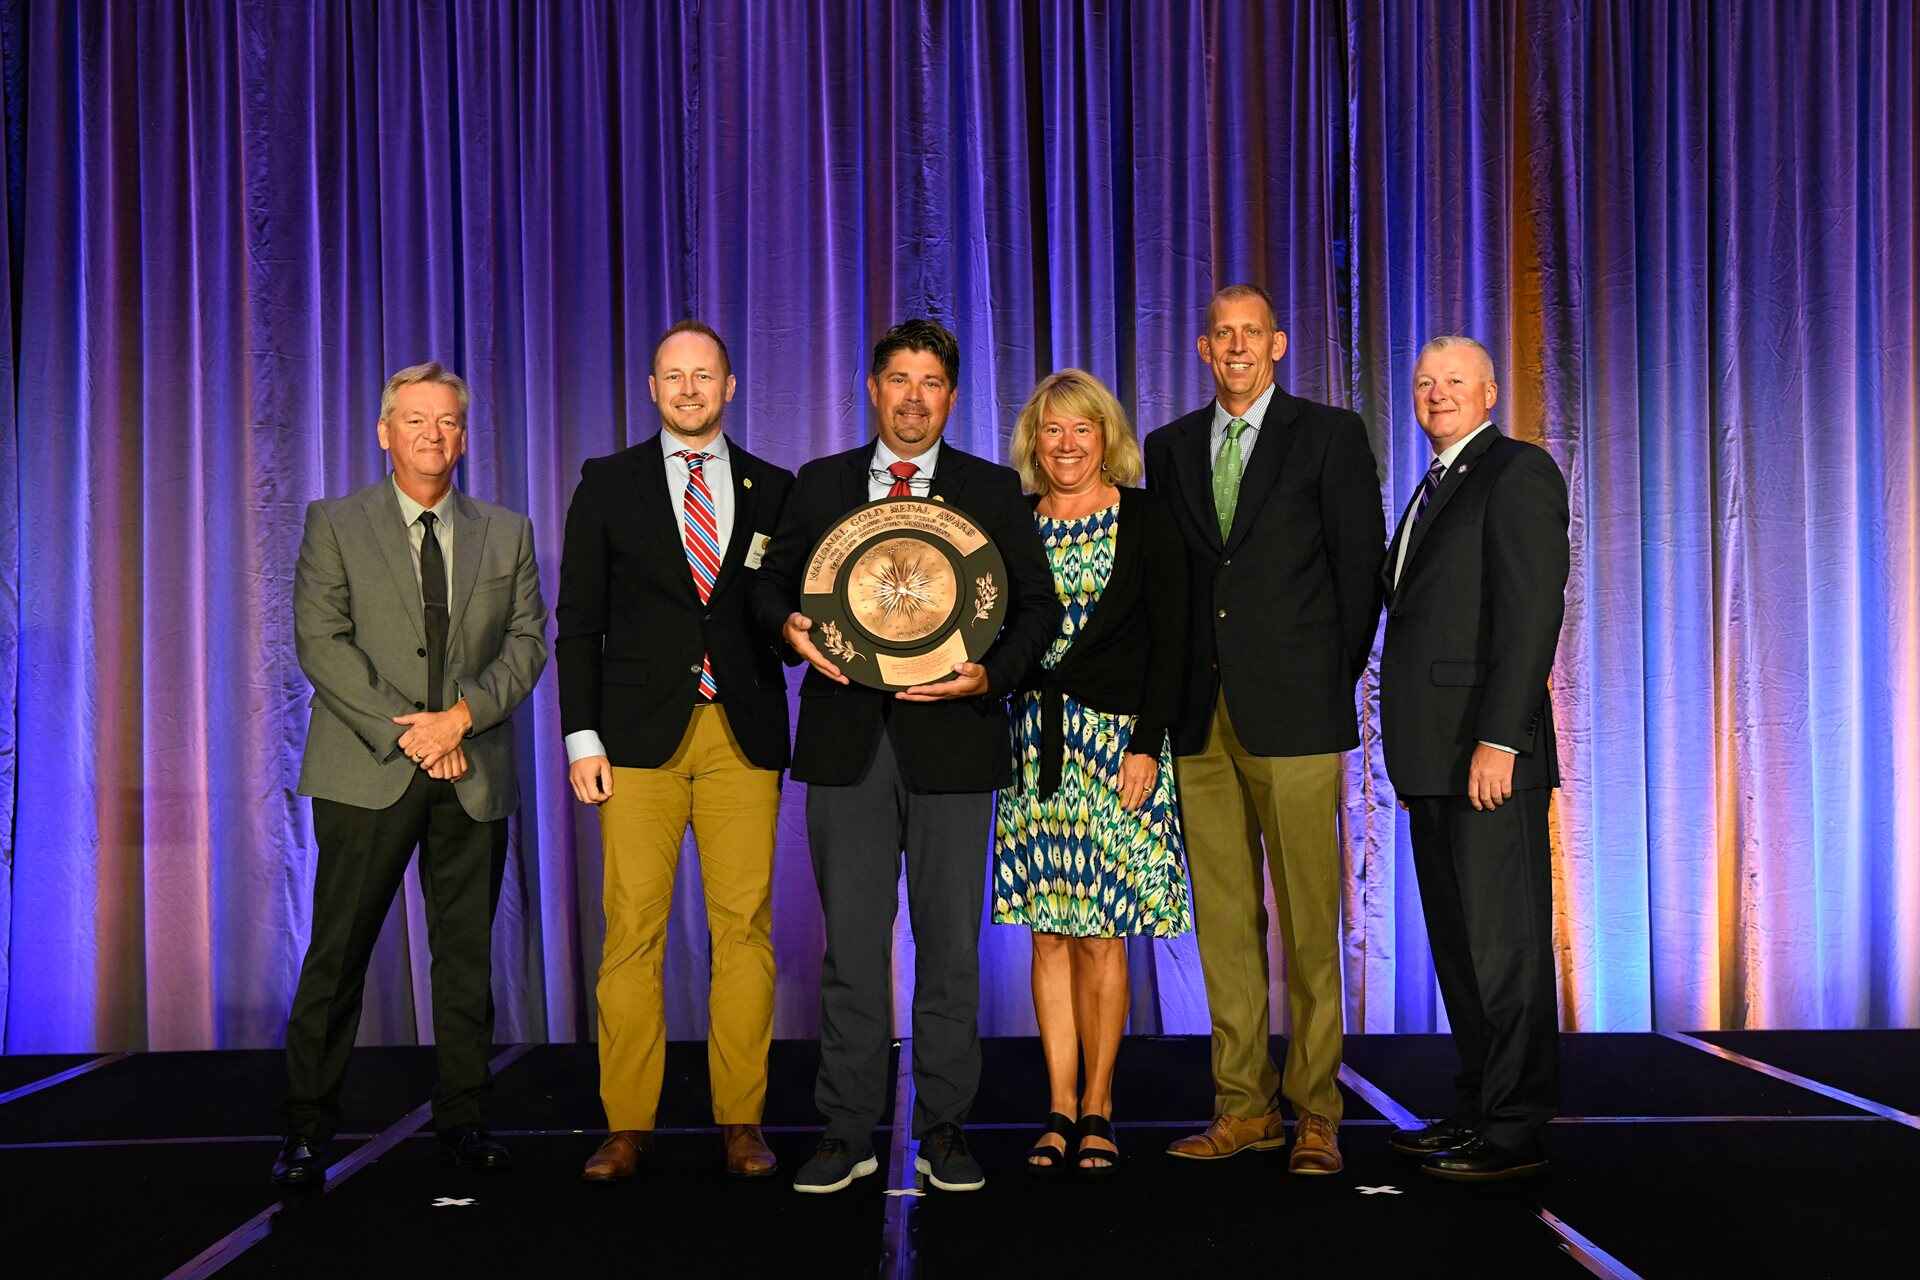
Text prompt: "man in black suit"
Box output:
[[1379, 335, 1569, 1181], [1144, 285, 1385, 1175], [753, 319, 1060, 1194], [556, 320, 795, 1182]]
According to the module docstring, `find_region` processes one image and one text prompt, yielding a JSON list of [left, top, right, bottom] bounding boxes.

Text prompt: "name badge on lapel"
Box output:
[[744, 532, 772, 570]]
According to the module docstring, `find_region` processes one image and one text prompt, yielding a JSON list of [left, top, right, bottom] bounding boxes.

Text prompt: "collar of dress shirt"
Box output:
[[1210, 382, 1279, 445], [1429, 420, 1495, 472], [871, 435, 941, 480], [661, 428, 731, 465], [390, 475, 455, 526]]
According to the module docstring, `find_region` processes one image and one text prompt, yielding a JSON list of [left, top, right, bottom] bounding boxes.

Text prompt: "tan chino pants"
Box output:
[[1175, 693, 1346, 1123], [594, 705, 780, 1130]]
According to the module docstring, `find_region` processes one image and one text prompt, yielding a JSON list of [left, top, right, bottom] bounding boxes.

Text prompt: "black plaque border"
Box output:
[[799, 497, 1010, 692]]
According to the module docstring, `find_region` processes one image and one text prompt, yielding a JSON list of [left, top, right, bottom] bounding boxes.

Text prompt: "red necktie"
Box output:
[[675, 451, 720, 700], [886, 460, 918, 497]]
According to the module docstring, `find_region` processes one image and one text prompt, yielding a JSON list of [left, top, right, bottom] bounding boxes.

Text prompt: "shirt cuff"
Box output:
[[1478, 740, 1518, 754], [565, 729, 609, 764]]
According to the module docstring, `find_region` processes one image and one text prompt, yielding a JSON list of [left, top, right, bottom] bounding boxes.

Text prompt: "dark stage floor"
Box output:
[[1, 1032, 1915, 1279]]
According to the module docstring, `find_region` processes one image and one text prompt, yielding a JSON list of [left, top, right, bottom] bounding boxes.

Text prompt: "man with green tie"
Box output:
[[1143, 285, 1386, 1175]]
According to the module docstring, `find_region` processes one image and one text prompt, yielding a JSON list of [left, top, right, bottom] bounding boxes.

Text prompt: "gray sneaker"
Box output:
[[914, 1123, 986, 1191], [792, 1138, 879, 1194]]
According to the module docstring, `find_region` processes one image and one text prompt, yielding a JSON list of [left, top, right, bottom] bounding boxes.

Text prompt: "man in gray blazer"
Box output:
[[273, 362, 548, 1187]]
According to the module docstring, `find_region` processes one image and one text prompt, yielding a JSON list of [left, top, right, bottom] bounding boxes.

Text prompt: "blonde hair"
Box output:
[[1009, 368, 1143, 495], [379, 361, 471, 423]]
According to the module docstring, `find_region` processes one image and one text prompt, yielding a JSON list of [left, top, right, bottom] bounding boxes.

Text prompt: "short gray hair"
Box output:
[[380, 361, 471, 422], [1415, 335, 1496, 381]]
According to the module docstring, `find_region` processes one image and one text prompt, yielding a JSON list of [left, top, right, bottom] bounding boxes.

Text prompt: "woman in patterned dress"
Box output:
[[993, 369, 1193, 1175]]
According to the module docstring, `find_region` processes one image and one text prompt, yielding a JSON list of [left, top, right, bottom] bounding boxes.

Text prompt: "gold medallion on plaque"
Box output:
[[800, 497, 1010, 691]]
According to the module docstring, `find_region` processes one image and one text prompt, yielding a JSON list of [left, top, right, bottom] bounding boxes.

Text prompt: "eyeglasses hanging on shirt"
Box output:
[[869, 466, 935, 495]]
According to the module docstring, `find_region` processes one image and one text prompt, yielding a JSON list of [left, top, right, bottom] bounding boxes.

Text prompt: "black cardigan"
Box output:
[[1019, 485, 1191, 794]]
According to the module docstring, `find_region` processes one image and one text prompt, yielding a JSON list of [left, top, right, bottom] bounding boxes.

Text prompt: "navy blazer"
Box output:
[[1379, 426, 1570, 796], [555, 435, 795, 771]]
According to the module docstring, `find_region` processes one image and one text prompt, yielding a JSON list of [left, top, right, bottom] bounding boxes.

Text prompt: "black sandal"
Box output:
[[1026, 1112, 1076, 1177], [1075, 1114, 1123, 1178]]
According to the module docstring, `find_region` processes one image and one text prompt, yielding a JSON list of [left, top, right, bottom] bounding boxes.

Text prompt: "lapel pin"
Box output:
[[743, 477, 753, 489]]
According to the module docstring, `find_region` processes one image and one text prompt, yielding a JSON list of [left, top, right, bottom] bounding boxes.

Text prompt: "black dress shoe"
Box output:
[[1388, 1119, 1479, 1158], [271, 1137, 324, 1187], [439, 1125, 512, 1172], [1420, 1135, 1548, 1182]]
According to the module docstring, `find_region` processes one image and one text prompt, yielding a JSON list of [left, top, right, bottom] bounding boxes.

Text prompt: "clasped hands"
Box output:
[[393, 698, 473, 780], [783, 611, 988, 700]]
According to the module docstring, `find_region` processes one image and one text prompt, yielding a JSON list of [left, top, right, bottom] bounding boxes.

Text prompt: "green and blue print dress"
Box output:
[[992, 504, 1194, 938]]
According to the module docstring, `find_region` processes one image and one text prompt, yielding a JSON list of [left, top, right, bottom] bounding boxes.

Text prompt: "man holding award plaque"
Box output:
[[754, 319, 1061, 1194]]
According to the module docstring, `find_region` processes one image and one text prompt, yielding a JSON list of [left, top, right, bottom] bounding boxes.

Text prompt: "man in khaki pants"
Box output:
[[1143, 286, 1385, 1174], [555, 320, 795, 1180]]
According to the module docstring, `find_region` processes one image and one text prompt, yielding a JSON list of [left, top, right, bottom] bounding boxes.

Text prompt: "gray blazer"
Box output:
[[294, 480, 549, 821]]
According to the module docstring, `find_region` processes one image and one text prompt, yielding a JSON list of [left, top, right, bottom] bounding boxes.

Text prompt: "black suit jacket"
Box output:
[[556, 435, 795, 771], [751, 441, 1062, 792], [1379, 426, 1570, 797], [1018, 486, 1189, 793], [1143, 391, 1386, 757]]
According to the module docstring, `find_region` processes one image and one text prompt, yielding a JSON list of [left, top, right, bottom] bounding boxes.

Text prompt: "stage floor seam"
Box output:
[[5, 1033, 1915, 1279], [1659, 1029, 1920, 1130], [160, 1043, 532, 1280], [1336, 1061, 1646, 1280]]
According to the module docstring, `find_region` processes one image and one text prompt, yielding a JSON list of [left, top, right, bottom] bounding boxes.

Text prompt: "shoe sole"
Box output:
[[728, 1163, 780, 1179], [1421, 1160, 1548, 1183], [914, 1155, 986, 1191], [793, 1155, 879, 1194], [1165, 1136, 1288, 1161], [580, 1168, 636, 1183], [1288, 1160, 1344, 1176]]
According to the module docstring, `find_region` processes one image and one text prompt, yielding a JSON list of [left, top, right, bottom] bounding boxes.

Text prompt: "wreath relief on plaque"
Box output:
[[799, 497, 1010, 692]]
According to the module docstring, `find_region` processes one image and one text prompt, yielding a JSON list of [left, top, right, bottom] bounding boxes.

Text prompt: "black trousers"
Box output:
[[284, 772, 509, 1139], [805, 730, 993, 1145], [1406, 787, 1557, 1154]]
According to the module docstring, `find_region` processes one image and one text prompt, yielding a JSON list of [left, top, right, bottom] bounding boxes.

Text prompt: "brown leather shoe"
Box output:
[[723, 1124, 778, 1178], [1166, 1112, 1288, 1160], [581, 1130, 652, 1182], [1289, 1112, 1343, 1175]]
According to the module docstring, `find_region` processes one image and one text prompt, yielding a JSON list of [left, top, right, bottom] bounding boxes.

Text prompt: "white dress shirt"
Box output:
[[565, 431, 737, 765], [1389, 420, 1514, 755], [1209, 383, 1278, 467], [869, 437, 942, 500]]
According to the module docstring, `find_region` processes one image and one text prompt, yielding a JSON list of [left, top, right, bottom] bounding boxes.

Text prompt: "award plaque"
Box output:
[[800, 497, 1010, 691]]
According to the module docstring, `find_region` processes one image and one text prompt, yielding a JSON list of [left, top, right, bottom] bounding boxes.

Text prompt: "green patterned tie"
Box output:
[[1212, 417, 1250, 539]]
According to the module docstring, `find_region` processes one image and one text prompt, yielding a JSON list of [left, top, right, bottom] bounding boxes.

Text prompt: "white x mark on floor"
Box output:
[[1356, 1185, 1403, 1196], [431, 1196, 475, 1207]]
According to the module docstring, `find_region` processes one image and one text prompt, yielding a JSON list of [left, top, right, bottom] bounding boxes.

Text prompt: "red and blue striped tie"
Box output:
[[677, 450, 721, 701]]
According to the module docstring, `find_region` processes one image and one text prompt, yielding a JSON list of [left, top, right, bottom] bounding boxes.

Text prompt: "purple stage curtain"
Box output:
[[0, 1, 1914, 1052]]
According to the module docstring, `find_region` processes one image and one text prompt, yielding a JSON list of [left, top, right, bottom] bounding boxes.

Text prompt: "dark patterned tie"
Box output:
[[676, 451, 721, 700], [1412, 457, 1447, 525], [418, 510, 448, 712], [886, 460, 918, 496]]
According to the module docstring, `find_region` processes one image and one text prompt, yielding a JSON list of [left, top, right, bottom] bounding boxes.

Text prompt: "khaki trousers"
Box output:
[[1175, 694, 1345, 1123], [595, 705, 780, 1130]]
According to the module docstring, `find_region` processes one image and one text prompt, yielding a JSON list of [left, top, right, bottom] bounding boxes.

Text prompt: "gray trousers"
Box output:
[[805, 729, 993, 1145]]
